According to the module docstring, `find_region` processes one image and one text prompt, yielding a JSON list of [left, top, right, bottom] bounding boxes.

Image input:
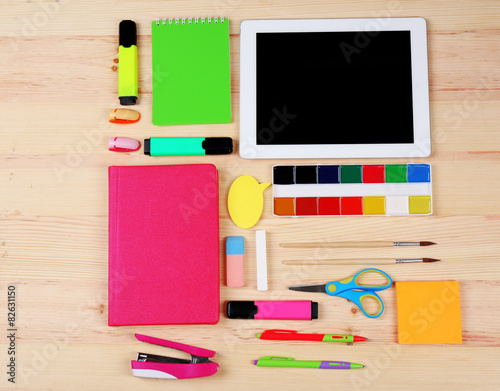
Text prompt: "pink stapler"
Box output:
[[131, 333, 219, 379]]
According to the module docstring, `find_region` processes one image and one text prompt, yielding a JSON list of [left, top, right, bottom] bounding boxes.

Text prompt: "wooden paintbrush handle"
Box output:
[[280, 241, 394, 248], [283, 259, 394, 265]]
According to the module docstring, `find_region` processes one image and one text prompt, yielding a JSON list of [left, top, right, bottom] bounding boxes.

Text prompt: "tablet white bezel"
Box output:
[[239, 17, 430, 159]]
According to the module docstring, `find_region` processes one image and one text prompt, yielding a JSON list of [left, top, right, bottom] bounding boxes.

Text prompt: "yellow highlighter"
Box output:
[[119, 20, 138, 105]]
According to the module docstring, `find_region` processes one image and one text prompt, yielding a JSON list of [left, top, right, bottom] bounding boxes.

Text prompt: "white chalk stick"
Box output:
[[256, 230, 268, 291]]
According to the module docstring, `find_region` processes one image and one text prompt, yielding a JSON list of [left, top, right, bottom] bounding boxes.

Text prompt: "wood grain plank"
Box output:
[[2, 157, 500, 215], [2, 215, 500, 280], [1, 30, 499, 103], [13, 342, 500, 391], [0, 99, 499, 153], [1, 278, 498, 347]]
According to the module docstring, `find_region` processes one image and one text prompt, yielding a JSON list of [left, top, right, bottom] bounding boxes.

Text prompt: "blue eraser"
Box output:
[[226, 236, 244, 255]]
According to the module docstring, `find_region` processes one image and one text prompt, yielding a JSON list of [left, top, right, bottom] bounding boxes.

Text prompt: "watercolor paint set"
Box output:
[[273, 164, 432, 217]]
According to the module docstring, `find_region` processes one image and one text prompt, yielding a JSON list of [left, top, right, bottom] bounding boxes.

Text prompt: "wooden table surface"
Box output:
[[1, 1, 500, 390]]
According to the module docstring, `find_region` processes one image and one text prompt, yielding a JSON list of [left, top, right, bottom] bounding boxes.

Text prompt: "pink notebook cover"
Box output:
[[108, 164, 220, 326]]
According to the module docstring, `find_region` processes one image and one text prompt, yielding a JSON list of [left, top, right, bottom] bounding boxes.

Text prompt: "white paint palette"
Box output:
[[272, 163, 432, 216]]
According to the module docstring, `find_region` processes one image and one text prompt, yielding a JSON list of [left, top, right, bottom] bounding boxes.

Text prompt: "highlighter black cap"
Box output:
[[311, 301, 318, 319], [202, 137, 233, 155], [119, 20, 137, 48], [226, 301, 258, 319]]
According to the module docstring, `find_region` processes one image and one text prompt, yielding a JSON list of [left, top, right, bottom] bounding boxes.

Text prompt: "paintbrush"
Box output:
[[283, 258, 441, 266], [280, 241, 436, 248]]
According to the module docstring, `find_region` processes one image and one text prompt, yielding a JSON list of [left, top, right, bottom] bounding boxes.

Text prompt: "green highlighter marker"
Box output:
[[254, 356, 363, 369], [118, 20, 138, 105], [144, 137, 233, 156]]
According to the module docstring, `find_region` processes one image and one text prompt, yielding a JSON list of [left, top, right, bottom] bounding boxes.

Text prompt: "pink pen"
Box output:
[[226, 301, 318, 320], [108, 137, 141, 152]]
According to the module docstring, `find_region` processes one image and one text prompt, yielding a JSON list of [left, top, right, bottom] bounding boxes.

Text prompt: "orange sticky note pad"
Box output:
[[396, 281, 462, 344]]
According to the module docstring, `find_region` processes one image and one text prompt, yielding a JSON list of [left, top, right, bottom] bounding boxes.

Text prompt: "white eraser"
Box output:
[[256, 230, 268, 291]]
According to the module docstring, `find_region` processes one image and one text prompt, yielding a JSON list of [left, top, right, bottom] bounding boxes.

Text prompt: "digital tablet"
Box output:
[[239, 18, 430, 159]]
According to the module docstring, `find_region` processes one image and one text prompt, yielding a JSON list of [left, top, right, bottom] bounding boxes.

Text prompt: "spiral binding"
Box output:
[[155, 16, 225, 26]]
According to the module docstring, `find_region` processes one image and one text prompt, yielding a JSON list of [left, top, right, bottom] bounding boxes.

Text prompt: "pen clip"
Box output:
[[263, 329, 297, 335], [260, 356, 294, 361]]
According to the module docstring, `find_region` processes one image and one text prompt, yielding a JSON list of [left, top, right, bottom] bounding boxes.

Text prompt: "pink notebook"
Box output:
[[108, 164, 220, 326]]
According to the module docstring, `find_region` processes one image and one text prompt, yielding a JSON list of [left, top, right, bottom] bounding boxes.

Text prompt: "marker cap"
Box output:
[[119, 20, 137, 47], [109, 109, 141, 124], [202, 137, 233, 155], [108, 137, 141, 152], [226, 301, 258, 319]]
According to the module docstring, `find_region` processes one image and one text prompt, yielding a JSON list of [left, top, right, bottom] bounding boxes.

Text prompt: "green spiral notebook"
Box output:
[[152, 17, 231, 125]]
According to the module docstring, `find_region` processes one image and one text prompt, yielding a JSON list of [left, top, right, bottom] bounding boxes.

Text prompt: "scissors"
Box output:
[[288, 268, 392, 318]]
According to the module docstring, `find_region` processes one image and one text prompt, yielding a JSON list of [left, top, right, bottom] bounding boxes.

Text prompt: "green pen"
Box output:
[[257, 329, 368, 343], [253, 356, 363, 369], [118, 20, 138, 105]]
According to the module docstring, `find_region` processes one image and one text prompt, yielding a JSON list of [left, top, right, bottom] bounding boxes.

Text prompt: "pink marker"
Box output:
[[226, 301, 318, 320], [108, 137, 141, 152]]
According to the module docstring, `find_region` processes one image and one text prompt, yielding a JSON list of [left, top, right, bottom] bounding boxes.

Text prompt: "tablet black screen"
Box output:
[[256, 31, 414, 145]]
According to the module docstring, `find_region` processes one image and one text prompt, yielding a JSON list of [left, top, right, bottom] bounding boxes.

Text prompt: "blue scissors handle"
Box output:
[[326, 268, 392, 294], [334, 289, 385, 318], [325, 268, 392, 319]]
